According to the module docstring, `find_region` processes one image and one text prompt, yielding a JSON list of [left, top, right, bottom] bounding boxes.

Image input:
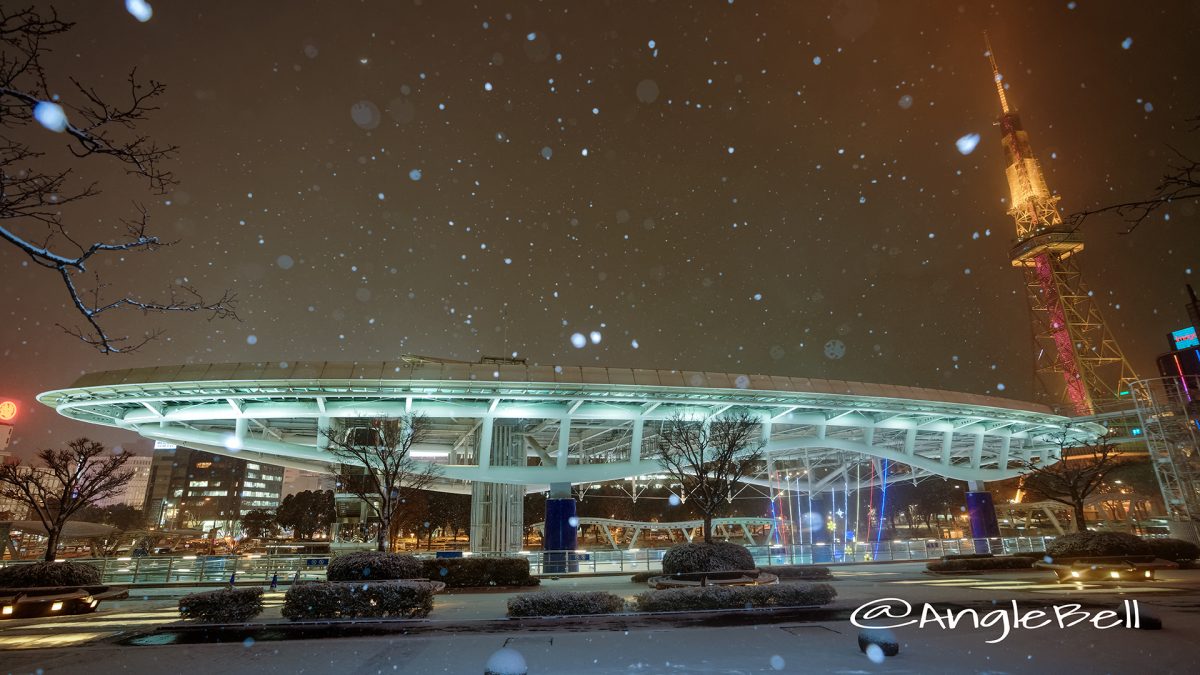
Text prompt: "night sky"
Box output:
[[2, 1, 1198, 457]]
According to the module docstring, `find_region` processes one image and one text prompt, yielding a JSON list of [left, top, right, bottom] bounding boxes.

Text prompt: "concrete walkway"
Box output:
[[3, 563, 1199, 673]]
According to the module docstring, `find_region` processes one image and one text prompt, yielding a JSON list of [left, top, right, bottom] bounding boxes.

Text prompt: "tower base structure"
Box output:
[[542, 482, 579, 573], [965, 480, 1001, 553], [469, 481, 524, 553]]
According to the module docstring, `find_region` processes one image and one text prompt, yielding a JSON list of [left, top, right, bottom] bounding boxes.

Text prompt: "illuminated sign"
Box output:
[[1172, 326, 1199, 350], [153, 439, 178, 450], [0, 400, 15, 422]]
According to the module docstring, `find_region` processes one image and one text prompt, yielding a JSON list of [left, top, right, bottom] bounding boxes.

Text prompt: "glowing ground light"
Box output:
[[0, 400, 16, 421]]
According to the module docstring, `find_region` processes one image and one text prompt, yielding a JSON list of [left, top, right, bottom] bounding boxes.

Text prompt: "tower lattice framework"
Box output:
[[986, 37, 1138, 416]]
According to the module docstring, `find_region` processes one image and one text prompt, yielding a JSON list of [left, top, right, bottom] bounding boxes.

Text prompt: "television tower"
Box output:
[[985, 34, 1139, 416]]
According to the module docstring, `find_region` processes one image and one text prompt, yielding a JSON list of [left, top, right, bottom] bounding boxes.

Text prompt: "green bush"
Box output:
[[179, 587, 264, 623], [630, 571, 656, 583], [635, 583, 836, 612], [326, 551, 423, 581], [926, 556, 1035, 572], [0, 561, 101, 588], [421, 557, 538, 587], [1045, 532, 1151, 560], [506, 590, 626, 617], [1144, 538, 1200, 563], [281, 580, 435, 620], [661, 542, 755, 575], [757, 565, 833, 580]]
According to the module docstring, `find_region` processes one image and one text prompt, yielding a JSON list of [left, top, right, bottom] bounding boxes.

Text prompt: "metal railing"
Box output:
[[465, 536, 1058, 575], [0, 554, 330, 585], [0, 536, 1059, 583]]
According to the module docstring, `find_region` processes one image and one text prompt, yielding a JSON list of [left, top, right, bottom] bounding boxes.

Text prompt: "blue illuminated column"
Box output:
[[543, 482, 578, 573], [965, 480, 1001, 553], [809, 494, 833, 563]]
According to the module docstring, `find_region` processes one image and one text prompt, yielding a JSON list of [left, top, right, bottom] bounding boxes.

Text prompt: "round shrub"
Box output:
[[1045, 531, 1151, 560], [282, 580, 435, 620], [662, 542, 755, 575], [422, 557, 537, 587], [0, 561, 101, 588], [635, 583, 836, 612], [179, 587, 264, 623], [326, 551, 423, 581], [507, 590, 625, 617], [1144, 538, 1200, 563]]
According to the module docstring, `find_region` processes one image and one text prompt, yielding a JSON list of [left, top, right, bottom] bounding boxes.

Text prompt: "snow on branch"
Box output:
[[0, 6, 237, 353]]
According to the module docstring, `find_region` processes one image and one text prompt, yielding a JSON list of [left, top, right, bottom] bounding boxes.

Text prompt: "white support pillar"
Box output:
[[971, 433, 985, 469], [999, 434, 1012, 469], [941, 431, 953, 465], [556, 417, 571, 470], [317, 416, 331, 450], [904, 427, 916, 456], [234, 416, 248, 442], [478, 417, 494, 469], [629, 418, 643, 465]]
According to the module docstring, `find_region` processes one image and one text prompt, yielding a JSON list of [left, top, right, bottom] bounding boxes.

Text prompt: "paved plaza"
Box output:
[[1, 562, 1199, 673]]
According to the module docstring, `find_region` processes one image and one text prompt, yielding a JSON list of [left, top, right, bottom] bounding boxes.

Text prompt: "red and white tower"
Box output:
[[986, 35, 1139, 416]]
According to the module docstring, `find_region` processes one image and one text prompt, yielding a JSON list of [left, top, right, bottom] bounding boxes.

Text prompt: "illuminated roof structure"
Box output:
[[38, 356, 1104, 494]]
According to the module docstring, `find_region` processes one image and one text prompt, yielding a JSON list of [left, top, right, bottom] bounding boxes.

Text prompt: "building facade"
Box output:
[[143, 446, 284, 534], [96, 455, 153, 509]]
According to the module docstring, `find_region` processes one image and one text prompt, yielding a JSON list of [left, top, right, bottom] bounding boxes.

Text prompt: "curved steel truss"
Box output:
[[38, 360, 1105, 495]]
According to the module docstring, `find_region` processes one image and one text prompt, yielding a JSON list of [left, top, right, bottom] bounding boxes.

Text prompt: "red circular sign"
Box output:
[[0, 400, 16, 422]]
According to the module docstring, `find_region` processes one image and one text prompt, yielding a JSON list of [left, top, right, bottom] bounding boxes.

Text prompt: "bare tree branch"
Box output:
[[1067, 118, 1200, 233], [0, 437, 135, 561], [0, 6, 237, 353], [1020, 434, 1122, 533], [323, 415, 441, 552], [654, 411, 764, 544]]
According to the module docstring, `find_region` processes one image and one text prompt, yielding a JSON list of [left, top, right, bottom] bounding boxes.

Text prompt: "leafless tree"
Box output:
[[0, 438, 134, 561], [0, 6, 236, 353], [655, 411, 765, 544], [1068, 116, 1200, 233], [1020, 437, 1122, 532], [324, 416, 440, 552]]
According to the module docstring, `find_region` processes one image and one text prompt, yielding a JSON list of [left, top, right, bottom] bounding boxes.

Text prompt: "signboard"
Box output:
[[153, 440, 178, 450], [1172, 326, 1199, 350], [0, 424, 11, 451]]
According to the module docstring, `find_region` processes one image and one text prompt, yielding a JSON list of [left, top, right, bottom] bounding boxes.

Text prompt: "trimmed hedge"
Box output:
[[282, 580, 435, 620], [422, 557, 539, 587], [630, 571, 656, 583], [507, 590, 626, 617], [661, 542, 755, 575], [1144, 538, 1200, 563], [0, 561, 101, 588], [758, 565, 833, 580], [1045, 532, 1151, 560], [326, 551, 423, 582], [179, 587, 264, 623], [635, 583, 836, 612], [926, 556, 1036, 572]]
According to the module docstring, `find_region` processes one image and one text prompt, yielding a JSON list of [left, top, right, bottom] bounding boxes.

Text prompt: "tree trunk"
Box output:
[[703, 514, 713, 544], [43, 528, 62, 562], [1073, 502, 1089, 533], [377, 517, 390, 551]]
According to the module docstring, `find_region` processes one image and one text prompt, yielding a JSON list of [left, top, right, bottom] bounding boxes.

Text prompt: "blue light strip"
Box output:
[[874, 459, 889, 556]]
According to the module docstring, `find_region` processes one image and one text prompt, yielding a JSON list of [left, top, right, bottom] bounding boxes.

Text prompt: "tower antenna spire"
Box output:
[[984, 31, 1010, 114]]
